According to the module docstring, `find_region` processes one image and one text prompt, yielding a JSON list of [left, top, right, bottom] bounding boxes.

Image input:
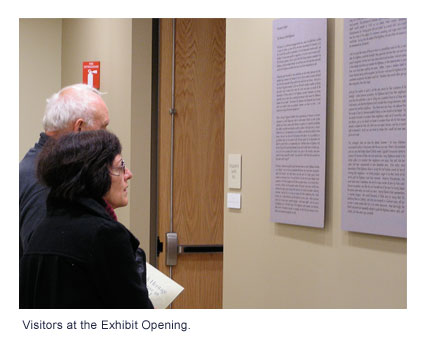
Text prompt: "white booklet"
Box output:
[[146, 263, 184, 309]]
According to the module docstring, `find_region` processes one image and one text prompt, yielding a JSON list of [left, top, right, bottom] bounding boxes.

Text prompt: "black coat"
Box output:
[[19, 196, 153, 309], [19, 133, 49, 258]]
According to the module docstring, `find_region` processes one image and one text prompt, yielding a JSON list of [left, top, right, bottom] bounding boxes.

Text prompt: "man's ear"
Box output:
[[73, 118, 84, 132]]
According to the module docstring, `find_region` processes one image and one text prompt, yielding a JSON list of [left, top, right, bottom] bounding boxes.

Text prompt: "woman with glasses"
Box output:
[[19, 130, 153, 309]]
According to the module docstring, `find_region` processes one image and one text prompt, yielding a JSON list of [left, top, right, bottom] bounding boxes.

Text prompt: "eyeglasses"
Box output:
[[110, 158, 126, 176]]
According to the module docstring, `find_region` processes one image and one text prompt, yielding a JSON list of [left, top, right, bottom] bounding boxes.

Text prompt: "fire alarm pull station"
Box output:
[[83, 61, 100, 89]]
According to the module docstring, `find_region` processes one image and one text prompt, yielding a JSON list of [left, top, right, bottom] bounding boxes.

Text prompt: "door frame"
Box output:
[[149, 18, 160, 267]]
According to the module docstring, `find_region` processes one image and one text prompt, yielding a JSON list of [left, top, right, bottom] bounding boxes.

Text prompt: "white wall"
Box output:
[[223, 18, 407, 308]]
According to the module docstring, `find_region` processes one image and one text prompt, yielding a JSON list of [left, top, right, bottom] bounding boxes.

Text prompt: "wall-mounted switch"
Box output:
[[228, 154, 242, 189]]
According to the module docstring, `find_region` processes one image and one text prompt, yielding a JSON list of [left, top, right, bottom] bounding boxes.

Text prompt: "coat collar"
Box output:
[[46, 196, 140, 251], [37, 132, 49, 148], [46, 196, 112, 221]]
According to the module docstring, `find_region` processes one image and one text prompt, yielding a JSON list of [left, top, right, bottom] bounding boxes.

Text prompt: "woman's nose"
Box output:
[[125, 168, 133, 180]]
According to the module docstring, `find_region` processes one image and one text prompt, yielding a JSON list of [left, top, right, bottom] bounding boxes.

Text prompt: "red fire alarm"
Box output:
[[83, 61, 100, 89]]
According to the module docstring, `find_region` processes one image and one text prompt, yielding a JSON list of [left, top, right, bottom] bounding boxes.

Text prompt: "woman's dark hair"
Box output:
[[37, 130, 122, 201]]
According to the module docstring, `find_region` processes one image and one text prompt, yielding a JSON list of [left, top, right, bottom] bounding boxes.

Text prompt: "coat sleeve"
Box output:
[[91, 223, 154, 309]]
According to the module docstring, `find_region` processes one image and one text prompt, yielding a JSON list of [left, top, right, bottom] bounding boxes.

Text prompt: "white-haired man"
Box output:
[[19, 84, 110, 258]]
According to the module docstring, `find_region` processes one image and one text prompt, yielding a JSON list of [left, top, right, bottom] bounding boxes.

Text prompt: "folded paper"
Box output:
[[146, 263, 184, 309]]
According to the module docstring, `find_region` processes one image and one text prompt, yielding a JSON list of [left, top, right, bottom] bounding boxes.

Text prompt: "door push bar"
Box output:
[[166, 232, 224, 266]]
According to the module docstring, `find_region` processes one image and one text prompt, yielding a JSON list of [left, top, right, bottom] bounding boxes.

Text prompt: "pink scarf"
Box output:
[[104, 200, 117, 221]]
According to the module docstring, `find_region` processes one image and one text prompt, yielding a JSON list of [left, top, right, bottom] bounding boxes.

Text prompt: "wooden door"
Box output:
[[157, 19, 225, 309]]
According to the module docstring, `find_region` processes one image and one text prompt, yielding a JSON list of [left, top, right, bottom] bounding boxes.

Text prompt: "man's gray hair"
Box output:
[[42, 84, 104, 132]]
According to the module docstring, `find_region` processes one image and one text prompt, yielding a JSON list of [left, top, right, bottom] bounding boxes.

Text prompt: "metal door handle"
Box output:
[[178, 244, 223, 254], [166, 232, 223, 266], [166, 232, 178, 266]]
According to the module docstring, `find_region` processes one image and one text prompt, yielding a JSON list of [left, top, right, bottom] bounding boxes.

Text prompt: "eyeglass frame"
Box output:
[[110, 158, 126, 176]]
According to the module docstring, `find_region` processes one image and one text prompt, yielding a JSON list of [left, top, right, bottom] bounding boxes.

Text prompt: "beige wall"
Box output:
[[130, 19, 153, 255], [20, 19, 152, 255], [223, 19, 407, 308], [61, 19, 133, 226], [61, 18, 152, 253], [20, 18, 407, 308], [19, 19, 62, 160]]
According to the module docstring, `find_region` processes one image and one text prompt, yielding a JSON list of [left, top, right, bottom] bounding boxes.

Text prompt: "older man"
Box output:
[[19, 84, 110, 258]]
